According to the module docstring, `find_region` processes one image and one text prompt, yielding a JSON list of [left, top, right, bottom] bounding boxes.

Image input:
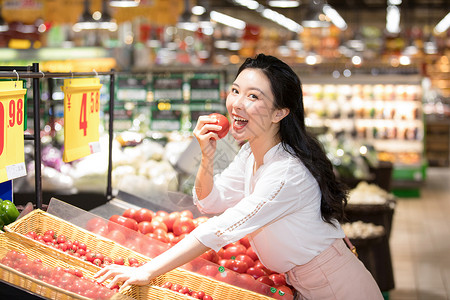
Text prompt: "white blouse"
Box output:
[[191, 142, 345, 273]]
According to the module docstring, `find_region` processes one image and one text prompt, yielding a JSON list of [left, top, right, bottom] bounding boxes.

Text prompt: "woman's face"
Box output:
[[226, 68, 286, 144]]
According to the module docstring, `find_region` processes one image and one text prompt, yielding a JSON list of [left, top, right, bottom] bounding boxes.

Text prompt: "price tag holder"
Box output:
[[61, 78, 102, 163], [0, 81, 27, 183]]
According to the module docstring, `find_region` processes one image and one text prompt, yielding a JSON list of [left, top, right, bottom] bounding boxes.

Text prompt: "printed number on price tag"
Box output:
[[62, 78, 102, 162], [0, 81, 27, 183]]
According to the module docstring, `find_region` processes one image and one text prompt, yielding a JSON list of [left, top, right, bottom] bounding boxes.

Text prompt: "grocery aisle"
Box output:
[[389, 167, 450, 300]]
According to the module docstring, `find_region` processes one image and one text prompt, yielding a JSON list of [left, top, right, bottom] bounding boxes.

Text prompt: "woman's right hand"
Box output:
[[193, 115, 222, 158]]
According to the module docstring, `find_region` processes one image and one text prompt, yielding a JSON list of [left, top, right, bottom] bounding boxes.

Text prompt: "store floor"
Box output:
[[389, 167, 450, 300]]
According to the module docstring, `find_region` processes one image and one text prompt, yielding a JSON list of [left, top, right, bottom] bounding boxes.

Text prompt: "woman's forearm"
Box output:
[[194, 156, 214, 200], [141, 234, 209, 278]]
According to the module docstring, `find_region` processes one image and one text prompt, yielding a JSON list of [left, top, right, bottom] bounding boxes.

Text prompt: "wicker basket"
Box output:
[[4, 209, 281, 300], [0, 233, 135, 300], [4, 209, 152, 267], [145, 268, 278, 300]]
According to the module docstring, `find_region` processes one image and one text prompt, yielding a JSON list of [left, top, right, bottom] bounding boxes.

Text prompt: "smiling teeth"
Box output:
[[234, 116, 248, 122]]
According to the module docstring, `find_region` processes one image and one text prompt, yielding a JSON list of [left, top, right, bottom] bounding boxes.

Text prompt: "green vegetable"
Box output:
[[0, 199, 20, 228]]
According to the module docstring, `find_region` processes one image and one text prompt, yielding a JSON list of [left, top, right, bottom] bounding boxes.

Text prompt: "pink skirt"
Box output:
[[286, 239, 383, 300]]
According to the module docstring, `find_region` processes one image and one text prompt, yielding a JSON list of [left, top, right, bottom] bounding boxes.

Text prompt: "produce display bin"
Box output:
[[0, 233, 134, 300], [4, 209, 153, 267], [4, 208, 288, 300]]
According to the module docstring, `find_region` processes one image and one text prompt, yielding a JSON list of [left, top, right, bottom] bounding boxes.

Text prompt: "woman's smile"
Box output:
[[232, 114, 249, 131]]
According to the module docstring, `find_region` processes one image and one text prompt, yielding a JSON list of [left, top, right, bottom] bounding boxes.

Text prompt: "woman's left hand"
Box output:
[[94, 263, 153, 292]]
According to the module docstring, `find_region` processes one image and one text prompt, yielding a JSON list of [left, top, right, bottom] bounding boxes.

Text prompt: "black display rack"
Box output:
[[0, 64, 116, 209]]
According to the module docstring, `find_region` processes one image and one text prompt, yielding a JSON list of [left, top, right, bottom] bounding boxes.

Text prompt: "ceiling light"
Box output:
[[177, 0, 198, 31], [322, 4, 347, 30], [98, 1, 118, 31], [434, 12, 450, 34], [210, 11, 246, 30], [233, 0, 260, 10], [73, 0, 98, 31], [302, 0, 329, 28], [268, 0, 300, 8], [192, 5, 206, 15], [386, 5, 401, 34], [262, 8, 303, 32], [109, 0, 140, 7]]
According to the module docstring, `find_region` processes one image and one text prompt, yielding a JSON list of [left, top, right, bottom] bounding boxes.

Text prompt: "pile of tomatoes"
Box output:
[[0, 250, 117, 299], [105, 208, 294, 299], [24, 229, 143, 268], [161, 281, 216, 300]]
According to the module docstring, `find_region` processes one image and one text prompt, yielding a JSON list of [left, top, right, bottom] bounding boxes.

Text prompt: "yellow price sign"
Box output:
[[0, 81, 27, 183], [62, 78, 102, 163]]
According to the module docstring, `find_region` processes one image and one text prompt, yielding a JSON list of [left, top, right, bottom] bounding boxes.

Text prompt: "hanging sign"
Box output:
[[0, 81, 27, 183], [61, 78, 102, 163]]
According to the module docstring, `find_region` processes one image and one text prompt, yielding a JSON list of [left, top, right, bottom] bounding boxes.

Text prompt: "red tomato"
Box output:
[[128, 257, 139, 265], [179, 210, 194, 219], [246, 266, 268, 279], [272, 285, 294, 300], [246, 246, 258, 261], [85, 252, 96, 262], [134, 208, 154, 223], [103, 256, 113, 265], [73, 269, 83, 277], [138, 221, 154, 234], [150, 220, 168, 232], [270, 273, 287, 286], [44, 230, 56, 238], [223, 241, 241, 249], [170, 283, 182, 292], [105, 229, 127, 244], [173, 217, 195, 236], [225, 259, 248, 273], [114, 257, 125, 265], [203, 295, 214, 300], [161, 281, 172, 289], [122, 208, 138, 219], [42, 234, 54, 243], [77, 242, 87, 251], [208, 113, 230, 139], [146, 232, 169, 243], [235, 254, 255, 268], [236, 273, 257, 289], [199, 264, 219, 278], [109, 215, 138, 231], [254, 260, 271, 275], [164, 212, 180, 232], [26, 231, 37, 239], [200, 249, 220, 264], [90, 225, 108, 237], [178, 286, 191, 295], [223, 244, 247, 259], [155, 210, 169, 218], [239, 236, 251, 248], [196, 291, 206, 299], [256, 275, 275, 286], [85, 217, 107, 232], [216, 247, 224, 258]]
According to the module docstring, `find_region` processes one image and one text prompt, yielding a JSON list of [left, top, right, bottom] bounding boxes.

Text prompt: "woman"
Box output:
[[95, 54, 382, 299]]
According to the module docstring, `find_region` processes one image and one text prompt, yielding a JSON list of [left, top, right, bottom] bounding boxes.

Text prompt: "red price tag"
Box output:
[[61, 78, 102, 162], [0, 81, 27, 183]]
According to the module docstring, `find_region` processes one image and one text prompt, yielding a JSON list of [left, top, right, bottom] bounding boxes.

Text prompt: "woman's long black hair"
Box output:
[[237, 54, 347, 225]]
